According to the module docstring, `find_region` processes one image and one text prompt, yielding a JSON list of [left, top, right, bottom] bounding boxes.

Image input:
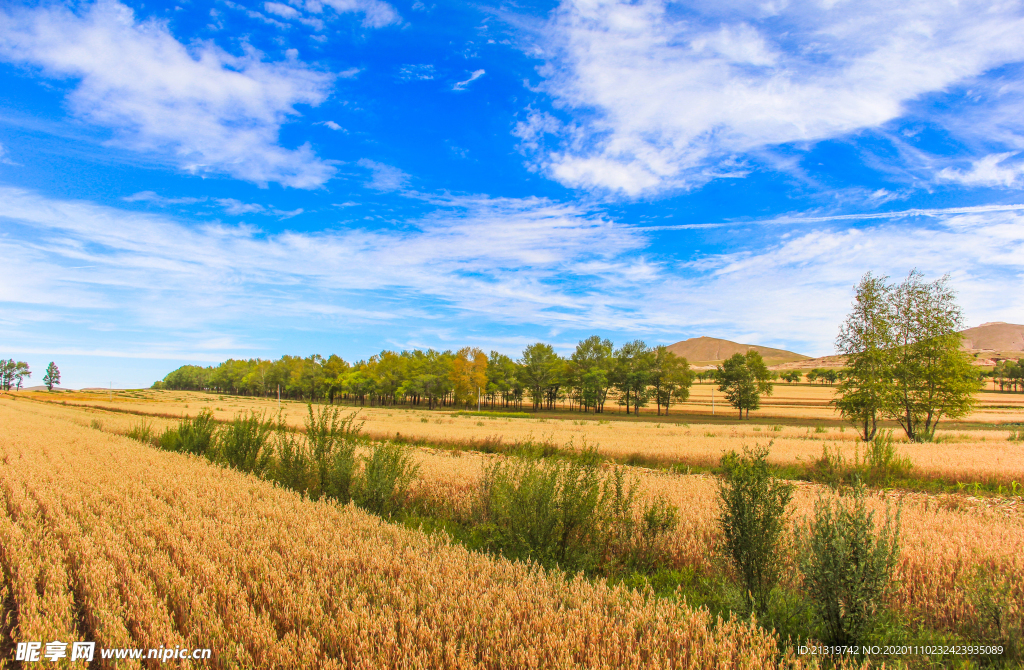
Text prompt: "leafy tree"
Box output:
[[884, 271, 980, 441], [570, 336, 614, 413], [42, 362, 60, 391], [613, 340, 654, 415], [518, 343, 562, 411], [486, 351, 520, 409], [834, 272, 894, 441], [12, 361, 30, 390], [717, 351, 773, 419], [0, 359, 13, 391], [450, 347, 488, 407], [650, 347, 693, 415]]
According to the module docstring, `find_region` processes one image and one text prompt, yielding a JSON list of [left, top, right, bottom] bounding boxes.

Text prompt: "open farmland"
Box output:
[[0, 398, 807, 669], [15, 387, 1024, 487], [2, 394, 1023, 668]]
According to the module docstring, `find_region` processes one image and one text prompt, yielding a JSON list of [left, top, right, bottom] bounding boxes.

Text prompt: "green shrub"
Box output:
[[356, 442, 419, 517], [305, 404, 360, 502], [89, 418, 103, 430], [219, 410, 274, 475], [273, 426, 311, 495], [159, 409, 217, 457], [799, 484, 901, 647], [125, 419, 155, 444], [863, 430, 913, 485], [967, 566, 1023, 661], [476, 451, 677, 575], [717, 444, 794, 618]]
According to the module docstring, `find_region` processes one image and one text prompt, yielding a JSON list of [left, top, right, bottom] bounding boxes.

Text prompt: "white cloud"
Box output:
[[453, 69, 485, 91], [398, 64, 435, 81], [124, 191, 206, 205], [938, 152, 1024, 188], [320, 120, 344, 130], [357, 158, 410, 191], [524, 0, 1024, 195], [296, 0, 400, 28], [2, 185, 1022, 358], [0, 1, 336, 188], [216, 198, 266, 215], [264, 2, 301, 19]]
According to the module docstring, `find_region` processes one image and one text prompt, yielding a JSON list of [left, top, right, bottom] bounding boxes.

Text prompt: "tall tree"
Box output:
[[717, 351, 773, 419], [518, 343, 562, 411], [884, 271, 979, 441], [0, 359, 13, 391], [570, 336, 614, 413], [834, 272, 894, 440], [450, 347, 488, 408], [613, 340, 654, 415], [13, 361, 30, 390], [43, 362, 60, 391], [650, 347, 693, 415]]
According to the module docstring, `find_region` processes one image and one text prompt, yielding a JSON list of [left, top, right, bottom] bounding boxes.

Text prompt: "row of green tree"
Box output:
[[991, 359, 1024, 392], [0, 360, 60, 391], [156, 338, 697, 415]]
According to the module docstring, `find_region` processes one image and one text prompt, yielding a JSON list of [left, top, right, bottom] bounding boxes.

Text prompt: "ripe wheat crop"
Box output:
[[1, 398, 819, 669]]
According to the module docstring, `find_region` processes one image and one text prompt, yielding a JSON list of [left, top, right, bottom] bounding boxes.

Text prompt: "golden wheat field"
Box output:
[[2, 394, 1022, 661], [1, 398, 823, 670], [17, 388, 1024, 485]]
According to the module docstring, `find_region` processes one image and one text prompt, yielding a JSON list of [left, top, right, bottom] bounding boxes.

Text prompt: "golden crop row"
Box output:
[[408, 446, 1024, 637], [1, 399, 821, 669], [12, 391, 1024, 484]]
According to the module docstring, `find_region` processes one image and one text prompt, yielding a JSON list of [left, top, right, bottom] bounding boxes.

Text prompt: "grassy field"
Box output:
[[1, 398, 815, 669], [12, 388, 1024, 487], [1, 393, 1022, 668]]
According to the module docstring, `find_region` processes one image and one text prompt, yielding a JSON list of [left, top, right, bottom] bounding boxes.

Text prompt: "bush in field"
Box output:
[[477, 449, 677, 574], [863, 430, 913, 485], [968, 566, 1023, 660], [717, 444, 794, 618], [159, 409, 217, 457], [355, 442, 419, 517], [219, 410, 274, 475], [125, 419, 155, 444], [305, 404, 361, 502], [799, 484, 901, 647], [273, 424, 311, 495]]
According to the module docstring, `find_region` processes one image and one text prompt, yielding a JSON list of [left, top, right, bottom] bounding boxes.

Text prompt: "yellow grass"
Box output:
[[1, 398, 814, 669], [11, 389, 1024, 485]]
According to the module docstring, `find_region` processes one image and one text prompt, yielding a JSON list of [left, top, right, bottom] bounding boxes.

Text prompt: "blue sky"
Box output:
[[1, 0, 1024, 388]]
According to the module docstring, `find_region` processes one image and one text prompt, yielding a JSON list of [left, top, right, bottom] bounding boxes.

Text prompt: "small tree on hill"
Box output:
[[43, 362, 60, 391], [717, 351, 773, 419]]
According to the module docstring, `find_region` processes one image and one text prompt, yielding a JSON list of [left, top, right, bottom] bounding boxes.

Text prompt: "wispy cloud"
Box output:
[[398, 64, 436, 81], [453, 69, 485, 91], [357, 158, 410, 191], [2, 186, 1022, 360], [124, 191, 206, 205], [521, 0, 1024, 195], [0, 1, 337, 188]]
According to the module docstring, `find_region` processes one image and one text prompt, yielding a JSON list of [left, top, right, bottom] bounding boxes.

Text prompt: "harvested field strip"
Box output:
[[9, 394, 1024, 487], [0, 400, 809, 669]]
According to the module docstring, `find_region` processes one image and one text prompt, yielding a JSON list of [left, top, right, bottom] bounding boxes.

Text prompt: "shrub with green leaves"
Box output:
[[476, 449, 677, 574], [863, 430, 912, 485], [219, 410, 274, 475], [159, 409, 217, 457], [717, 444, 794, 618], [125, 419, 155, 444], [305, 404, 360, 502], [273, 424, 310, 494], [799, 484, 901, 647], [356, 442, 419, 517]]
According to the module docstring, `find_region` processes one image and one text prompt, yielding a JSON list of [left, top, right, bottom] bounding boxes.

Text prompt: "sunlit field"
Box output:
[[0, 399, 807, 669], [1, 394, 1021, 667], [13, 386, 1024, 486]]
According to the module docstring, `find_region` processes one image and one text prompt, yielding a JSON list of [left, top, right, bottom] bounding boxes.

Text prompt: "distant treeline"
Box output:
[[155, 339, 697, 414]]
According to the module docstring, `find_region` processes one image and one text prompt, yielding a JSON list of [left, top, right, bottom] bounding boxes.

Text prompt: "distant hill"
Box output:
[[773, 322, 1024, 371], [666, 336, 811, 367], [960, 322, 1024, 353]]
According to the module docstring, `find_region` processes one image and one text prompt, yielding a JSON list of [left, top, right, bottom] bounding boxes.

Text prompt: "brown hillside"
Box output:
[[666, 336, 811, 366], [960, 322, 1024, 353]]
